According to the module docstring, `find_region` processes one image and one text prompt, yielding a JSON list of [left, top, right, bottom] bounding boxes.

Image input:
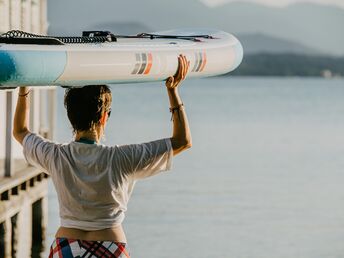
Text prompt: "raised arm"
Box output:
[[13, 87, 31, 145], [166, 55, 192, 156]]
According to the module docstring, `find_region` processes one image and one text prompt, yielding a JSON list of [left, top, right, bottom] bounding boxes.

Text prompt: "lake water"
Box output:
[[43, 76, 344, 258]]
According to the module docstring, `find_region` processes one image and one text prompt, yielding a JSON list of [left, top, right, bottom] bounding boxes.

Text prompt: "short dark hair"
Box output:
[[64, 85, 112, 133]]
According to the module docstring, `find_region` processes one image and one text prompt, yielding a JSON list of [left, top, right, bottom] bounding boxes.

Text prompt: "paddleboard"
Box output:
[[0, 28, 243, 88]]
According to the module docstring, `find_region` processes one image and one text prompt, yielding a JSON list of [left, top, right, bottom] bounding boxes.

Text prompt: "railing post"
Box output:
[[5, 91, 13, 178], [48, 89, 56, 140]]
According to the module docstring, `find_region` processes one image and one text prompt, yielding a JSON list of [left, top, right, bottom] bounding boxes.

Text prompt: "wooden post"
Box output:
[[0, 221, 5, 258], [3, 218, 12, 258]]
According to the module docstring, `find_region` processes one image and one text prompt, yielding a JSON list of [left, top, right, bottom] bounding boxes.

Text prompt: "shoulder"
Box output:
[[23, 132, 63, 153], [23, 132, 52, 146]]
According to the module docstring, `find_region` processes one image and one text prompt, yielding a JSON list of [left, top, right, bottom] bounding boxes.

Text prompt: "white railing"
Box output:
[[0, 0, 50, 178]]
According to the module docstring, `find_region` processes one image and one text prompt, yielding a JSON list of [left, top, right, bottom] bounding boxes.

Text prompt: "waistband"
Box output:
[[49, 237, 130, 258]]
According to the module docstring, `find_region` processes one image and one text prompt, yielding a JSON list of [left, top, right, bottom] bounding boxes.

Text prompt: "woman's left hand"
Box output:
[[165, 54, 190, 90]]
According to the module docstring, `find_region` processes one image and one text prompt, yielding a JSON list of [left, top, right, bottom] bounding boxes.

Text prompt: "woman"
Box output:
[[13, 55, 191, 258]]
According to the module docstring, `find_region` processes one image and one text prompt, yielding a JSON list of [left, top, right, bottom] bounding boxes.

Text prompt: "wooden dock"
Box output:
[[0, 88, 55, 258], [0, 88, 56, 258], [0, 165, 49, 258]]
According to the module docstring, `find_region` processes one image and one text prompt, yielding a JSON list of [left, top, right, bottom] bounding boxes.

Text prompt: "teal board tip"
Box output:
[[0, 50, 67, 87], [0, 51, 16, 85]]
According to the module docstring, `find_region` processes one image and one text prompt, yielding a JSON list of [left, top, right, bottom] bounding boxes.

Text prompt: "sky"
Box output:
[[201, 0, 344, 8]]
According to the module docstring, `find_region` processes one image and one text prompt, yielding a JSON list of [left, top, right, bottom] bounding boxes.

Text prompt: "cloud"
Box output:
[[201, 0, 344, 8]]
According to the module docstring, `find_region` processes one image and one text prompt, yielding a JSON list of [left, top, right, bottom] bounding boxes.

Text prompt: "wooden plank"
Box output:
[[0, 167, 46, 196]]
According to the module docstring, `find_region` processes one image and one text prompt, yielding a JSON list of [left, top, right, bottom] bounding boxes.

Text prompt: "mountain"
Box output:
[[231, 53, 344, 77], [87, 22, 152, 35], [49, 16, 317, 55], [47, 0, 208, 35], [47, 0, 344, 56], [207, 2, 344, 56], [238, 33, 323, 55]]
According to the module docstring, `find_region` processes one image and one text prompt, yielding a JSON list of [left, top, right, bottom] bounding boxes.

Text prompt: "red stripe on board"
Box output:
[[199, 52, 207, 72], [144, 53, 153, 74]]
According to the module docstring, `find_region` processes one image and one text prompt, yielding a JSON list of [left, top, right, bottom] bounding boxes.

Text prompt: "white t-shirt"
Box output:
[[23, 133, 173, 230]]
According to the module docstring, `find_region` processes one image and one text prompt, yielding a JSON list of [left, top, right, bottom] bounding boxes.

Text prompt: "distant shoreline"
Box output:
[[229, 53, 344, 78]]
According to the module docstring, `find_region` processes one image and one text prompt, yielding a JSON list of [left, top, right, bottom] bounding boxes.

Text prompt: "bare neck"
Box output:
[[75, 126, 103, 144]]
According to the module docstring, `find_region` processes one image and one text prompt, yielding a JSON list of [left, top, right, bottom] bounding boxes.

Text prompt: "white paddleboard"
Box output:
[[0, 28, 243, 88]]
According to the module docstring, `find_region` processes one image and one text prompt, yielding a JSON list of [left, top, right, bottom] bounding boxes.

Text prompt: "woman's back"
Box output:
[[24, 133, 172, 231], [13, 55, 191, 257]]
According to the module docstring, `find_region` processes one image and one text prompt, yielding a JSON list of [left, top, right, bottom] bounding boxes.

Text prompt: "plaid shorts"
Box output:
[[49, 237, 130, 258]]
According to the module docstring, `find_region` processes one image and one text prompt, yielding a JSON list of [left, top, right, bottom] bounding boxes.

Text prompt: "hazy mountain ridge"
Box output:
[[207, 2, 344, 56], [47, 0, 344, 56], [48, 19, 325, 56], [238, 33, 323, 55], [88, 22, 152, 35], [231, 53, 344, 77]]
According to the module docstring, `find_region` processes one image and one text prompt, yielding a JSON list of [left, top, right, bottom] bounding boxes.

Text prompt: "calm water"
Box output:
[[43, 77, 344, 258]]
